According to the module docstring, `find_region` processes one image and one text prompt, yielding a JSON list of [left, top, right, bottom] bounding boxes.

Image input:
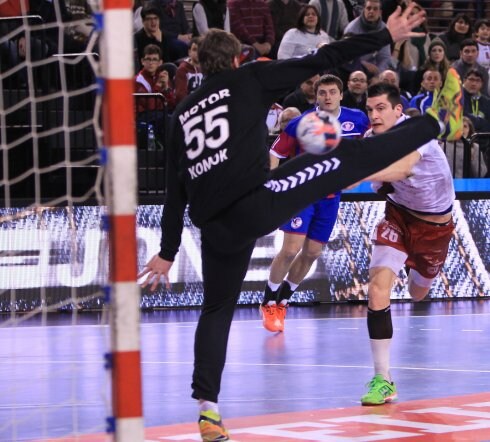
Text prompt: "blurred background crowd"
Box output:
[[2, 0, 490, 181]]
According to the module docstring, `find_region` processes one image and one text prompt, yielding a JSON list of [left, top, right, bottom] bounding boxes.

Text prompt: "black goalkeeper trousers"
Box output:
[[192, 115, 439, 403]]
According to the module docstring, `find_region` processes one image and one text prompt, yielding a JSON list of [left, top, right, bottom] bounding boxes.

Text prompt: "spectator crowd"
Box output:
[[2, 0, 490, 177]]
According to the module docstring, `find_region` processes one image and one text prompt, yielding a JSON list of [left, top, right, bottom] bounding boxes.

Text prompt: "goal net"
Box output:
[[0, 1, 142, 440]]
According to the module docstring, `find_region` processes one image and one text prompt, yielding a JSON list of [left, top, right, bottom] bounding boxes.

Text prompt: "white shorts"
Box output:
[[370, 244, 435, 288], [370, 244, 407, 275]]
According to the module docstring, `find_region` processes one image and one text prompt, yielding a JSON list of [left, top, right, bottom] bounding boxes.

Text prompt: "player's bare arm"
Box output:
[[367, 150, 421, 182], [343, 150, 420, 191]]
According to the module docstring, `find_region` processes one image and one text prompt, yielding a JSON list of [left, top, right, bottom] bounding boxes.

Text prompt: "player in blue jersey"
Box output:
[[260, 74, 370, 332]]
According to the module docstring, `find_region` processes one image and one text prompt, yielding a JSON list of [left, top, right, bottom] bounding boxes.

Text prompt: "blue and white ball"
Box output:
[[296, 111, 342, 155]]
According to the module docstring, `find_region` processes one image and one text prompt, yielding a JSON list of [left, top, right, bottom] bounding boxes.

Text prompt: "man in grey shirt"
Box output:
[[344, 0, 391, 74]]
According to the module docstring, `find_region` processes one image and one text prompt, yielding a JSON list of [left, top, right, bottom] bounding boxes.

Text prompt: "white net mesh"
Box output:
[[0, 2, 111, 440]]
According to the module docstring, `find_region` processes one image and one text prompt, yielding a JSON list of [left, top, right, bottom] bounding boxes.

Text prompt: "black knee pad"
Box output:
[[367, 306, 393, 340]]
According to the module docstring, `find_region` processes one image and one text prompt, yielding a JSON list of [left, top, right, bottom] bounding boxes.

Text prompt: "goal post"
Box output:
[[0, 0, 144, 439], [101, 0, 144, 440]]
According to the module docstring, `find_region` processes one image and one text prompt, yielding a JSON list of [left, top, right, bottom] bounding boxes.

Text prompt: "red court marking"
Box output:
[[41, 392, 490, 441]]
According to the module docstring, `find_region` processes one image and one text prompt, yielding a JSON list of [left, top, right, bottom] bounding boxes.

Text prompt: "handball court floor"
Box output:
[[2, 299, 490, 441]]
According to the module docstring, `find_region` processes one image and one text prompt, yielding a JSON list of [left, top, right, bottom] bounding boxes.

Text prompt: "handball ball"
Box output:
[[296, 111, 342, 155]]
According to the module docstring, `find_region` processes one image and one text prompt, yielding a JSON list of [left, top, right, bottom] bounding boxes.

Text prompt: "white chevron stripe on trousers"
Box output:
[[264, 157, 341, 192]]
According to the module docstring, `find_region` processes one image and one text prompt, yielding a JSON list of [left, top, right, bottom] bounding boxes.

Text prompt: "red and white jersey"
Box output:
[[371, 115, 455, 215]]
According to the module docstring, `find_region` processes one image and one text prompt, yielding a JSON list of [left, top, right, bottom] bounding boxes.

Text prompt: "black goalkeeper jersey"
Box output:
[[160, 29, 393, 261]]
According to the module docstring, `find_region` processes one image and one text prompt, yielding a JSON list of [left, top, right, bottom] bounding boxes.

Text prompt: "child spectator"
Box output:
[[135, 44, 176, 113], [474, 18, 490, 70], [135, 44, 176, 150]]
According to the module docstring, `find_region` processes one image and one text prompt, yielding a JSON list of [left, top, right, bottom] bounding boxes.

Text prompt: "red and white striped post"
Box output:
[[100, 0, 144, 440]]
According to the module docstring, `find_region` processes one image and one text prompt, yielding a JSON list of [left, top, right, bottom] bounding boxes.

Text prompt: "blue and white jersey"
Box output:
[[273, 105, 369, 200], [409, 91, 434, 115], [284, 105, 370, 146]]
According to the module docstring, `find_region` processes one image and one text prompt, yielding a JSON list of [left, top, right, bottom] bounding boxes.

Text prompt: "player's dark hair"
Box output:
[[314, 74, 343, 94], [367, 82, 402, 107], [198, 29, 241, 76]]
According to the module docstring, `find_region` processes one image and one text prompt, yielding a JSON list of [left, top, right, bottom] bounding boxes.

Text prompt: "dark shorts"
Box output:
[[372, 202, 454, 278]]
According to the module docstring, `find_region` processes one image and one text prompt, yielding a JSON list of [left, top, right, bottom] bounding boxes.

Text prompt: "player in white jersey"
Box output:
[[359, 80, 456, 406]]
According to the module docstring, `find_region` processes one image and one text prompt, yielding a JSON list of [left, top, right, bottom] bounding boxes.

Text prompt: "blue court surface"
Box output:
[[1, 300, 490, 441]]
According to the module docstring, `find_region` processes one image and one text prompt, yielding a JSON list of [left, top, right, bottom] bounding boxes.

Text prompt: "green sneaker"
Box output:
[[426, 67, 463, 141], [198, 410, 229, 441], [361, 374, 398, 406]]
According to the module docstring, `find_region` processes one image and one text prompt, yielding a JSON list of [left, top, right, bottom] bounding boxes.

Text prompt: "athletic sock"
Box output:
[[284, 279, 299, 291], [268, 281, 281, 292], [367, 307, 393, 382], [262, 282, 279, 306], [276, 280, 296, 304], [199, 399, 219, 414], [370, 339, 392, 382]]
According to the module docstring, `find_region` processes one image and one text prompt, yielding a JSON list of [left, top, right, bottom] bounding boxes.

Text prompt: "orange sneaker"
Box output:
[[259, 304, 280, 332], [276, 303, 288, 332]]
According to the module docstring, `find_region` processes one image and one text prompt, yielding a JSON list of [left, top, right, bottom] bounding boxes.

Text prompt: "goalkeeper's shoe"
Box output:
[[361, 374, 398, 406], [198, 410, 229, 441], [426, 67, 463, 141]]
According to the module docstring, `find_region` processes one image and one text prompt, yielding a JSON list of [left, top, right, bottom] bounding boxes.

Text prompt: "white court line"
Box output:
[[2, 311, 490, 331], [462, 329, 484, 332], [1, 359, 489, 374]]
